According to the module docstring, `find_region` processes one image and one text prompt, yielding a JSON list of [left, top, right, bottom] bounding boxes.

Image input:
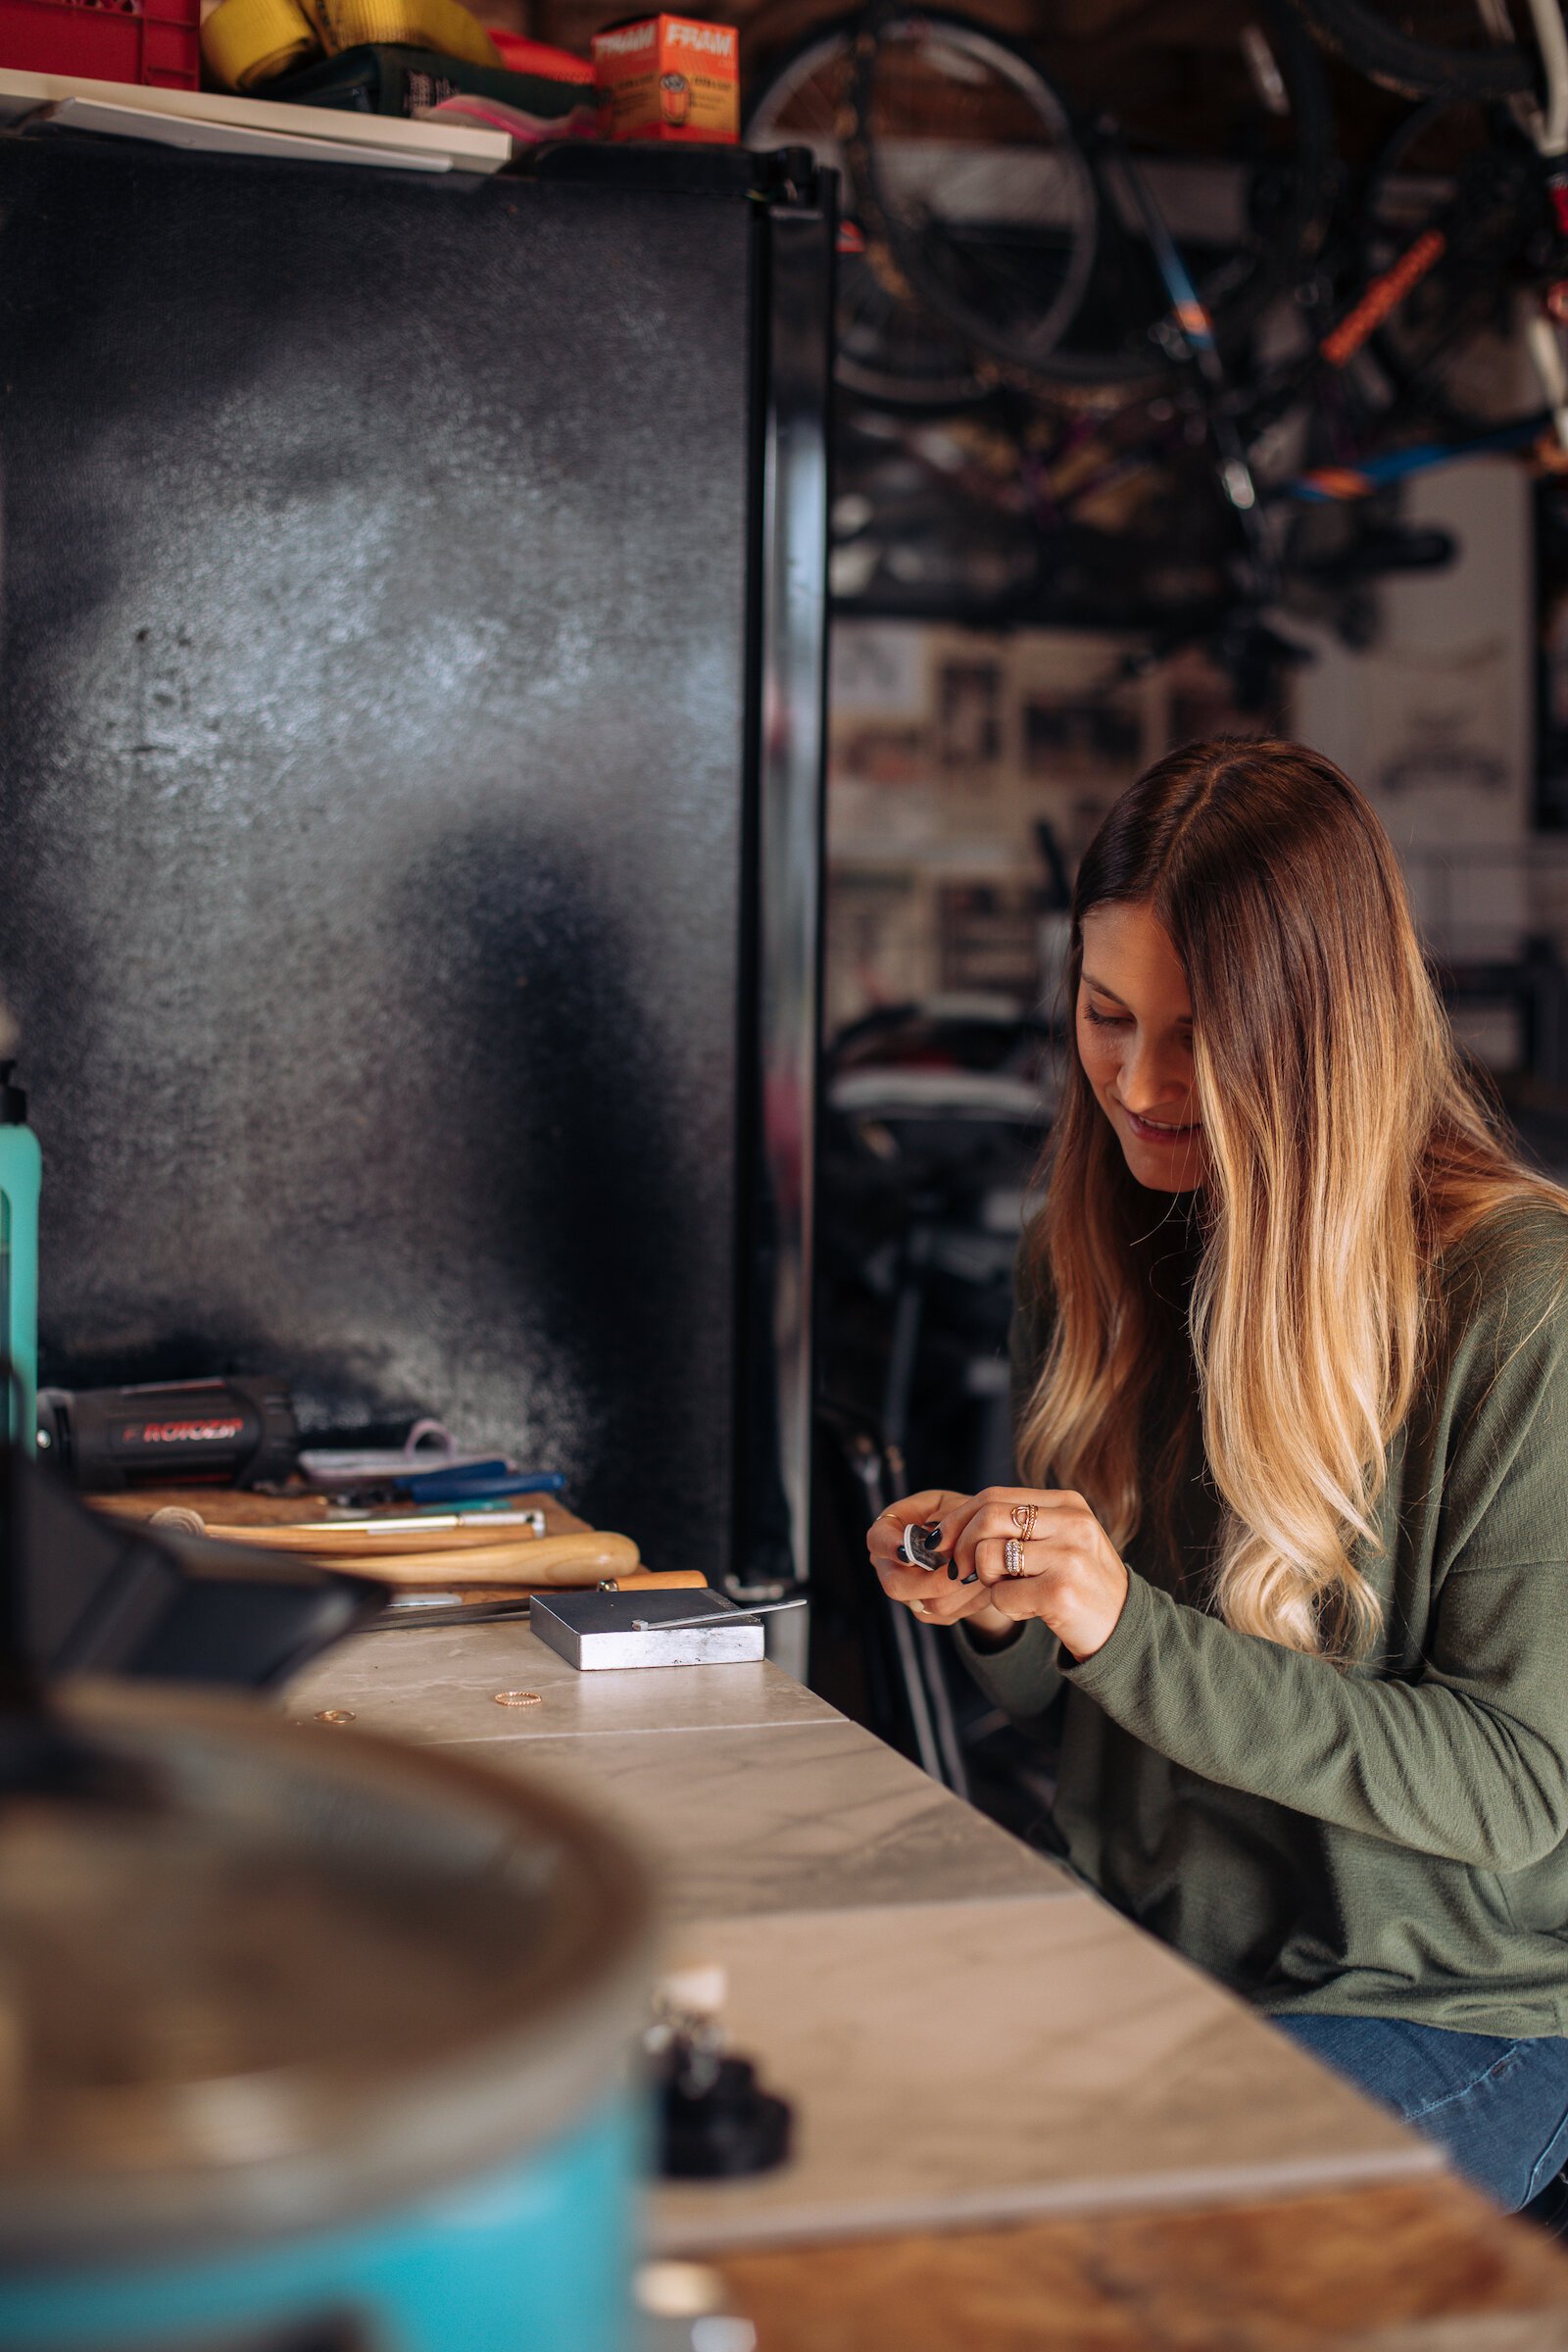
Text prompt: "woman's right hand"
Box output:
[[866, 1489, 1020, 1643]]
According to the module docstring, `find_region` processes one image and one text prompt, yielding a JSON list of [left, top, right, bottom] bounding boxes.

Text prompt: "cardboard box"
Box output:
[[591, 14, 738, 144]]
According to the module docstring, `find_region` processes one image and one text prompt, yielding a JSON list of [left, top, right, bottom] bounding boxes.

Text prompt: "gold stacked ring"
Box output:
[[1004, 1538, 1026, 1578]]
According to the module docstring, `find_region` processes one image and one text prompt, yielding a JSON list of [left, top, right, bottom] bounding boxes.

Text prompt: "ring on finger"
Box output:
[[1010, 1502, 1037, 1543], [1004, 1537, 1027, 1578], [911, 1597, 931, 1617]]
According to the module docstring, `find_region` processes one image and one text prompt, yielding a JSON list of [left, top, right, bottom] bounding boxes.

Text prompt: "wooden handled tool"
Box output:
[[599, 1568, 706, 1592], [148, 1508, 641, 1589], [177, 1520, 556, 1556], [335, 1534, 640, 1588], [456, 1568, 708, 1604]]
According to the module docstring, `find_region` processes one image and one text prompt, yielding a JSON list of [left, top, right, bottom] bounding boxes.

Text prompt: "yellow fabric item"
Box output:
[[201, 0, 318, 90], [202, 0, 500, 91]]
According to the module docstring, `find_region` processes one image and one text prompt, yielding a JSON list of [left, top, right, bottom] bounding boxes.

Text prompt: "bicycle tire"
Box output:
[[1287, 0, 1537, 99], [841, 13, 1103, 390], [851, 0, 1333, 394], [746, 23, 999, 410]]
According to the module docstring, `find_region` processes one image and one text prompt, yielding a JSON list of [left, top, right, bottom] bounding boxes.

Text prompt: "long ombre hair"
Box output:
[[1017, 739, 1566, 1664]]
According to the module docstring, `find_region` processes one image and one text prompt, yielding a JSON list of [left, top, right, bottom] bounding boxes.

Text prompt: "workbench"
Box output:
[[285, 1615, 1568, 2349]]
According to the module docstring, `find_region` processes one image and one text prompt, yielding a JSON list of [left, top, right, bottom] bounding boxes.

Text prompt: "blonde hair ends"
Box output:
[[1017, 739, 1567, 1664]]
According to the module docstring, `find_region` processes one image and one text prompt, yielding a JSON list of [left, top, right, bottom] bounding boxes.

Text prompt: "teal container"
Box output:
[[0, 1058, 40, 1453], [0, 1684, 656, 2352]]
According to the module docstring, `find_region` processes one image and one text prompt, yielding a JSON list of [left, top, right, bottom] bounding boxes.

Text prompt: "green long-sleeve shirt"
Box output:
[[959, 1198, 1568, 2036]]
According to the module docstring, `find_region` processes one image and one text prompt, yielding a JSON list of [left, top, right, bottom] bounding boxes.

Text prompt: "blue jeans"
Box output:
[[1278, 2014, 1568, 2212]]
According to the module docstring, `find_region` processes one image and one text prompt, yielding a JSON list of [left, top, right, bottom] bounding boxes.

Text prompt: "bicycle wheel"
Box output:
[[1287, 0, 1537, 100], [854, 0, 1331, 393], [844, 14, 1100, 389], [1359, 98, 1539, 427], [746, 23, 997, 410]]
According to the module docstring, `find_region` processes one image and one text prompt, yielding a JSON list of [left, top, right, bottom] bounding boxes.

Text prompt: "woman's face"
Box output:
[[1076, 900, 1206, 1193]]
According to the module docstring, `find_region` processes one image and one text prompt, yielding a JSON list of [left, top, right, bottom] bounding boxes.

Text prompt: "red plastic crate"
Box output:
[[0, 0, 202, 89]]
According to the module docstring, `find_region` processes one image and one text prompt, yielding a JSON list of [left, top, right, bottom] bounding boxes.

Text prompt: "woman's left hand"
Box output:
[[942, 1487, 1130, 1661]]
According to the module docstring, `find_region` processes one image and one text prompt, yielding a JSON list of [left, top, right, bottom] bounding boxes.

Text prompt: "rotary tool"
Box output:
[[36, 1376, 299, 1492]]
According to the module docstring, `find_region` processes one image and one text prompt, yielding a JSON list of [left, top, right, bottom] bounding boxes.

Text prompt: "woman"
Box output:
[[869, 738, 1568, 2212]]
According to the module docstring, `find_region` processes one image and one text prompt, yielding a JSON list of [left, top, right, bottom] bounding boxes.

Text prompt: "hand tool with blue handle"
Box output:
[[399, 1465, 567, 1502]]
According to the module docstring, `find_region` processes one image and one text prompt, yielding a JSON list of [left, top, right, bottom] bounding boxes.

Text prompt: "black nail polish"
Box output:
[[947, 1563, 958, 1581], [960, 1570, 979, 1586]]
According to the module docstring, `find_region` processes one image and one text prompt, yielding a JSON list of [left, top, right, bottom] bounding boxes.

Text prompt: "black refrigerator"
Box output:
[[0, 131, 833, 1607]]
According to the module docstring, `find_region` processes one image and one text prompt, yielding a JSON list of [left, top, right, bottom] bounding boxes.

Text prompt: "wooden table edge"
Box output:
[[716, 2173, 1568, 2350]]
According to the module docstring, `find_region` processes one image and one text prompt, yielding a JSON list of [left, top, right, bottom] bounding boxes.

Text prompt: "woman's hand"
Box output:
[[867, 1486, 1130, 1661], [866, 1489, 1011, 1638]]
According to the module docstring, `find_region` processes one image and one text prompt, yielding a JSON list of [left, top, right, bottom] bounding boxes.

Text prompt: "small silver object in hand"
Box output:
[[901, 1522, 946, 1573]]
